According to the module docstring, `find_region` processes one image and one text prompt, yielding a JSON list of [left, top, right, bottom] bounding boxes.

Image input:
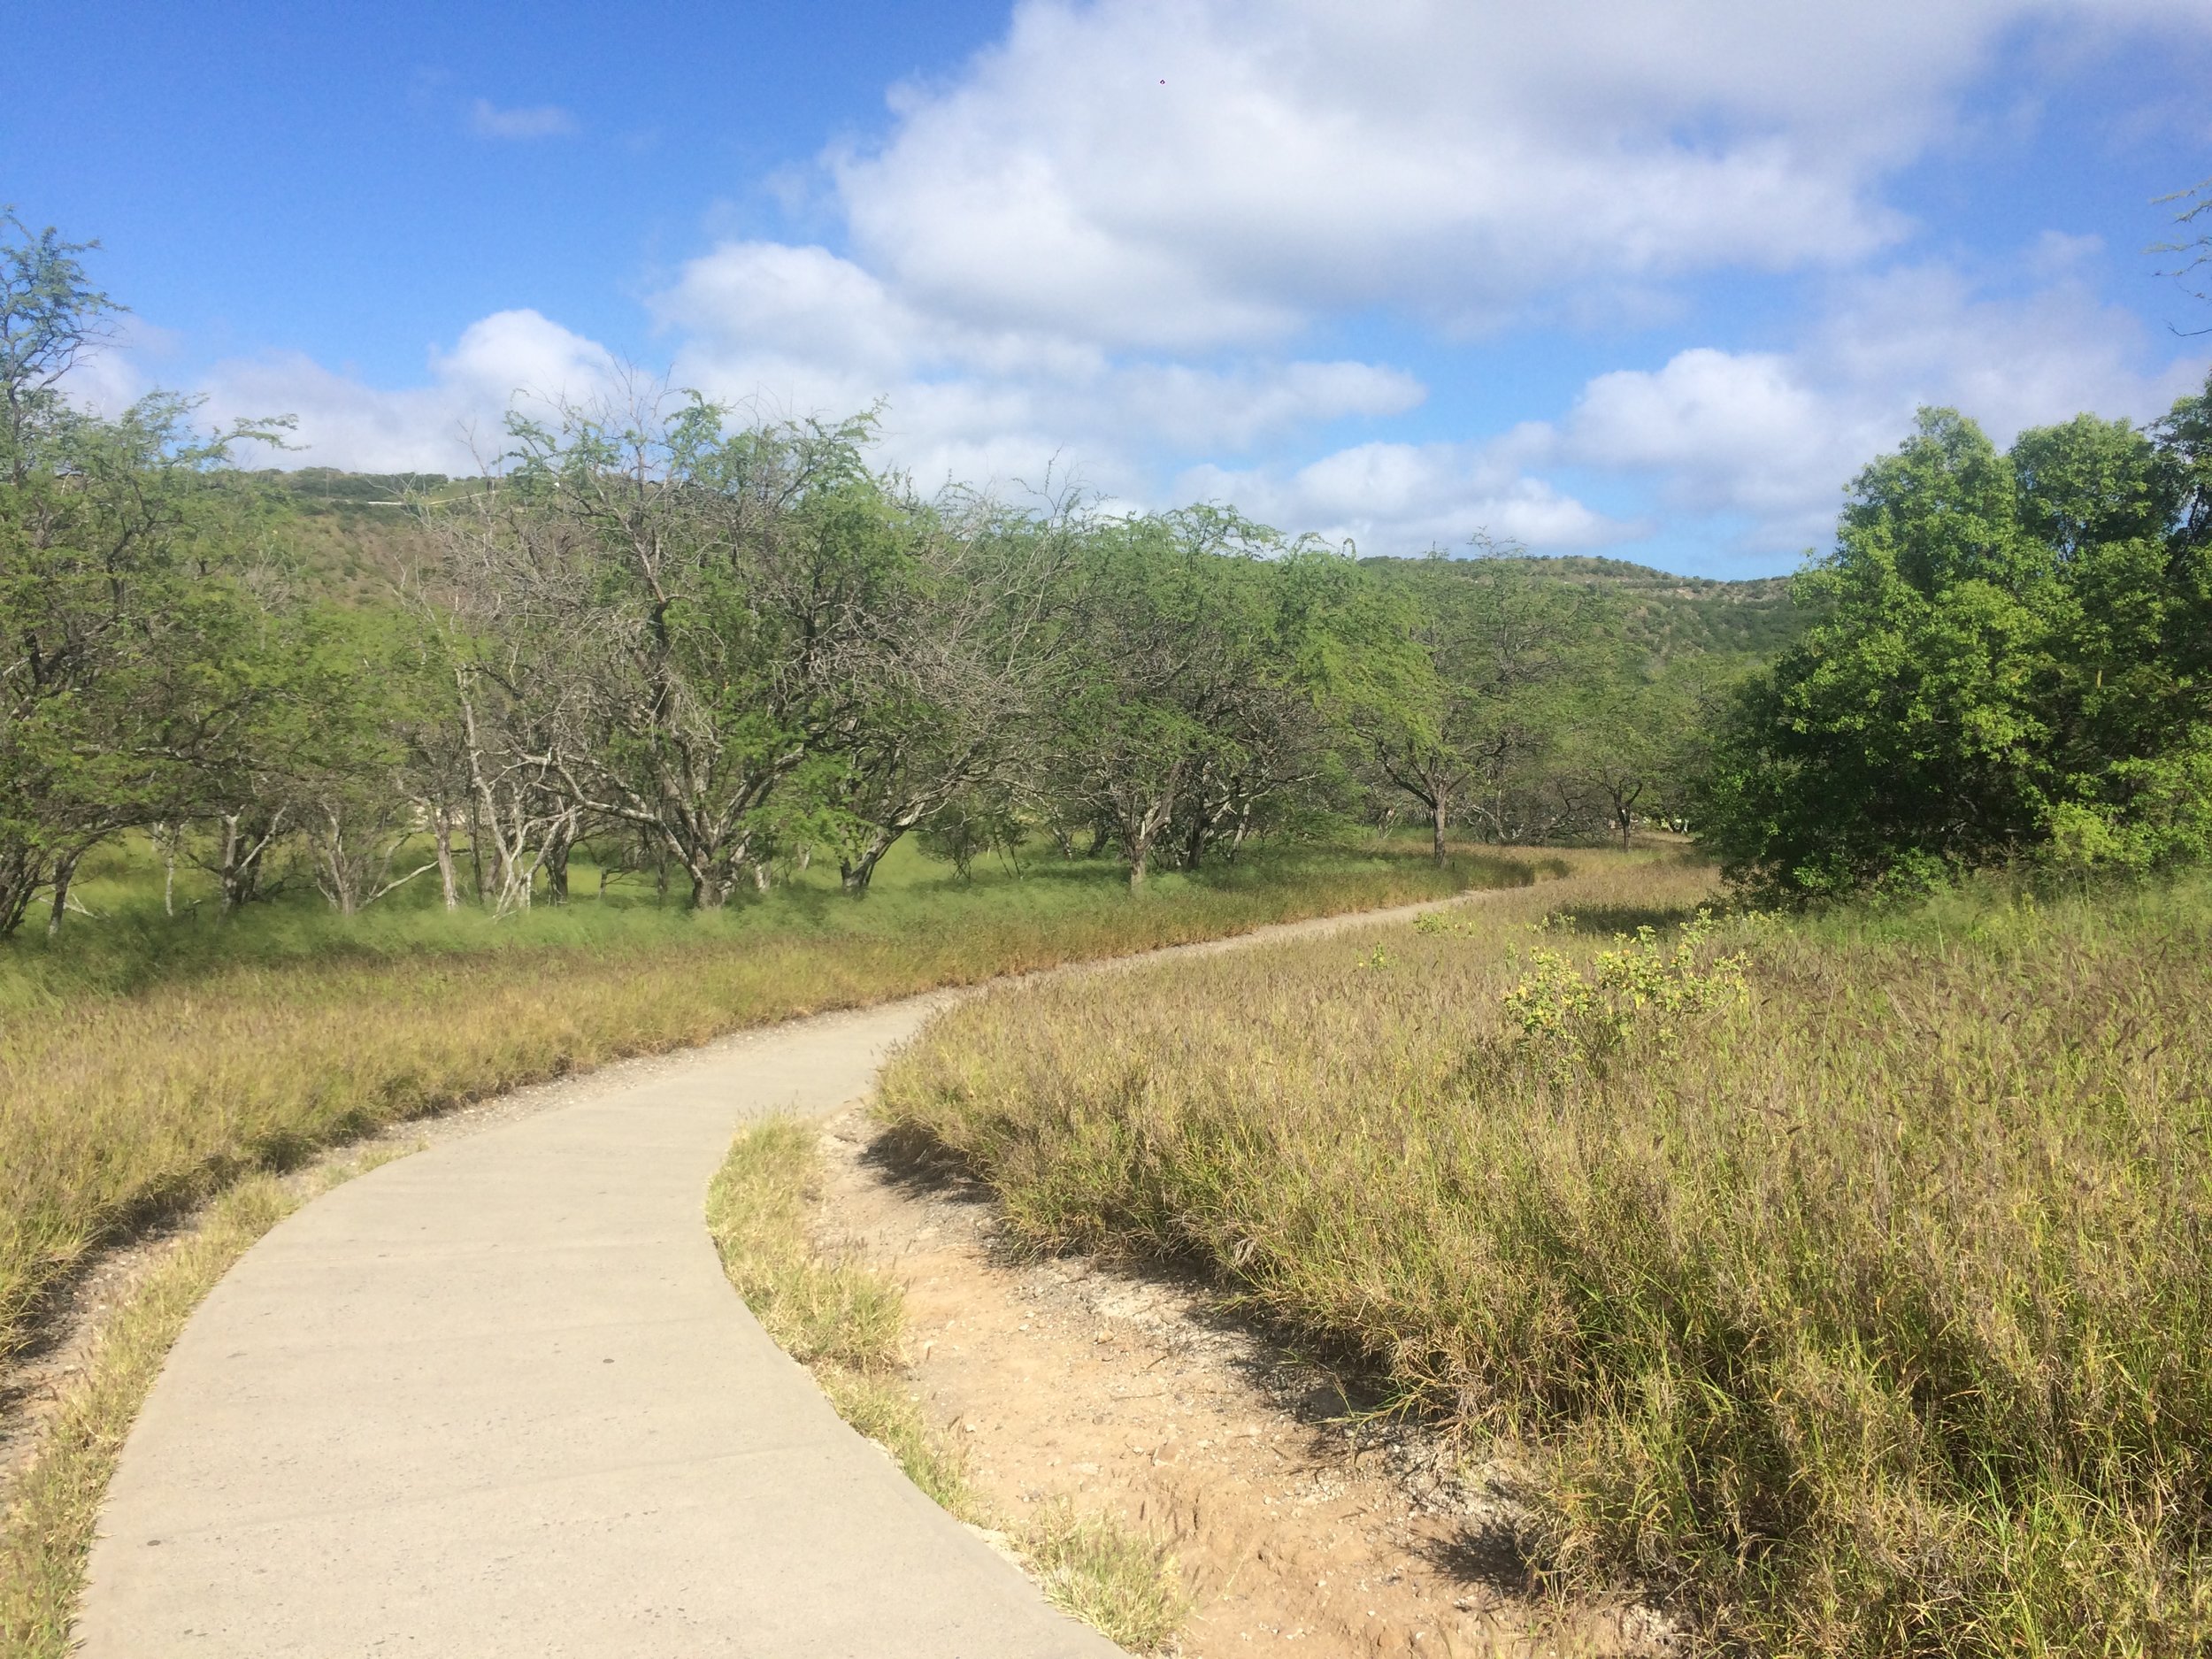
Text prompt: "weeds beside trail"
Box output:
[[0, 843, 1528, 1364], [879, 857, 2212, 1655], [706, 1118, 1190, 1654]]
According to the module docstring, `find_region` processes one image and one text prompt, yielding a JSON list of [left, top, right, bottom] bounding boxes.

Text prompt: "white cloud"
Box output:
[[623, 0, 2211, 550], [470, 99, 578, 141], [826, 0, 2200, 349], [1180, 438, 1632, 555], [654, 237, 1426, 496], [94, 0, 2212, 563], [1556, 266, 2211, 550], [202, 310, 619, 473]]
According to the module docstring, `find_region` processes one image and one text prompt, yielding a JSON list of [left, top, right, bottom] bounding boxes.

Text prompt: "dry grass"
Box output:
[[0, 1145, 409, 1659], [0, 844, 1529, 1364], [706, 1118, 1189, 1652], [879, 853, 2212, 1655], [1022, 1499, 1194, 1654]]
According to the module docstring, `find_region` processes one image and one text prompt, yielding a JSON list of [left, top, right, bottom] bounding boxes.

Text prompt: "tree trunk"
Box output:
[[690, 862, 727, 909], [1226, 803, 1255, 864], [468, 801, 488, 902], [544, 825, 571, 905], [1432, 795, 1449, 865], [0, 842, 42, 938], [46, 849, 81, 939], [841, 831, 898, 894], [434, 807, 460, 910], [217, 813, 243, 912]]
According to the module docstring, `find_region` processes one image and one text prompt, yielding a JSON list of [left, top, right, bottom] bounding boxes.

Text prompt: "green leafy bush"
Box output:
[[1502, 910, 1748, 1061]]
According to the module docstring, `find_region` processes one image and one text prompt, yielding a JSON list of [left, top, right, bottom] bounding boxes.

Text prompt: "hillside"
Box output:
[[1362, 551, 1811, 661], [243, 468, 448, 601], [250, 473, 1814, 664]]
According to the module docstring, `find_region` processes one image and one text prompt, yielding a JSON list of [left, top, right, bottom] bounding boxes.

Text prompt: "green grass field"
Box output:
[[879, 858, 2212, 1655], [0, 831, 1540, 1363]]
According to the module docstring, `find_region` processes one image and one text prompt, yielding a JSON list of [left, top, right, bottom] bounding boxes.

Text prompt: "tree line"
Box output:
[[2, 219, 1736, 937], [11, 211, 2209, 936]]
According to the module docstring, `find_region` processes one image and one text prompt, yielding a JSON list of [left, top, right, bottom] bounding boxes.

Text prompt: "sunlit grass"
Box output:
[[0, 832, 1532, 1361], [879, 856, 2212, 1655]]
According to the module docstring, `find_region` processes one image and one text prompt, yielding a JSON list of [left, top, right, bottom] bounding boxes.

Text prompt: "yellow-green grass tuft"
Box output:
[[1022, 1499, 1191, 1655]]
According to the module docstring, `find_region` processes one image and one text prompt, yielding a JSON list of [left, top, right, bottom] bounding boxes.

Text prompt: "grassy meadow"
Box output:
[[879, 855, 2212, 1655], [0, 830, 1535, 1363]]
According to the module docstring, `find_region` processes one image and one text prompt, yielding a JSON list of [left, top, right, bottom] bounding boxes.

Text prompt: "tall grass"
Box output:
[[0, 836, 1530, 1361], [879, 858, 2212, 1655]]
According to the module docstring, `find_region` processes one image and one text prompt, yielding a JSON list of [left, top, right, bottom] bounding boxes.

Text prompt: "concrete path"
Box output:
[[77, 895, 1489, 1656]]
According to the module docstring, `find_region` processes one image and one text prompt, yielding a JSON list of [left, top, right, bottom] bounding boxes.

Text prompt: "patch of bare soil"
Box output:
[[816, 1109, 1672, 1659]]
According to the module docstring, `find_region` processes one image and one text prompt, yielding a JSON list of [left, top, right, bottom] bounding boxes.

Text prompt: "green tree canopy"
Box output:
[[1699, 379, 2212, 897]]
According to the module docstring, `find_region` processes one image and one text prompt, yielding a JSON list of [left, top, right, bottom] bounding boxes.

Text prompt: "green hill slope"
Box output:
[[1363, 552, 1811, 661]]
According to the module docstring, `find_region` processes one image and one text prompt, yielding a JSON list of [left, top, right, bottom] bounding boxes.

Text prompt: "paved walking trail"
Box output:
[[78, 895, 1491, 1656]]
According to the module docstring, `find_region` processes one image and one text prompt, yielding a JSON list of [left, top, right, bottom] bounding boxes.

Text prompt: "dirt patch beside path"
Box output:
[[815, 1108, 1670, 1659]]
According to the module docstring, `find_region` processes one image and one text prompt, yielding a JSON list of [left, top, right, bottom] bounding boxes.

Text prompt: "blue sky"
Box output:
[[8, 0, 2211, 575]]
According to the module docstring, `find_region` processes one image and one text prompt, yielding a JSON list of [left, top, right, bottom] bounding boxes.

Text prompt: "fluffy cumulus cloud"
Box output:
[[1180, 436, 1632, 555], [138, 0, 2212, 557], [203, 311, 620, 474], [641, 0, 2211, 546], [656, 239, 1425, 496], [1554, 266, 2210, 550], [828, 0, 2212, 347]]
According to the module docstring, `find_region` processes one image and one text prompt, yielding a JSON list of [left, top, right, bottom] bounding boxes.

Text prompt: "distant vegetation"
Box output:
[[2, 216, 1799, 947]]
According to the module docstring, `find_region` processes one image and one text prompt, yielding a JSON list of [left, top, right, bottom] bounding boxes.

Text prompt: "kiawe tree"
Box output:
[[1365, 554, 1601, 857], [821, 491, 1068, 893], [1, 212, 296, 933], [1044, 507, 1342, 889], [428, 396, 973, 908]]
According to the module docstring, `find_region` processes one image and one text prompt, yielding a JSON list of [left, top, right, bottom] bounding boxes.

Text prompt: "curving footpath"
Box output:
[[77, 895, 1493, 1656]]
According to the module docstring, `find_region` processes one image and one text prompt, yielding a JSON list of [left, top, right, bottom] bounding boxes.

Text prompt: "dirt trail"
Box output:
[[814, 1110, 1668, 1658]]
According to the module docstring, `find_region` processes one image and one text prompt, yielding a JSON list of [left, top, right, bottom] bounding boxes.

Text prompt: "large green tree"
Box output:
[[1700, 383, 2212, 897], [1, 214, 298, 933]]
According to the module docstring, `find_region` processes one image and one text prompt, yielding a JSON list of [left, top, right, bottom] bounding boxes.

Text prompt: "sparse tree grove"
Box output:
[[7, 213, 2212, 934]]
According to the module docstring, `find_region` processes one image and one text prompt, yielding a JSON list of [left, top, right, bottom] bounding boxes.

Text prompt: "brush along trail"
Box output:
[[74, 890, 1528, 1657]]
